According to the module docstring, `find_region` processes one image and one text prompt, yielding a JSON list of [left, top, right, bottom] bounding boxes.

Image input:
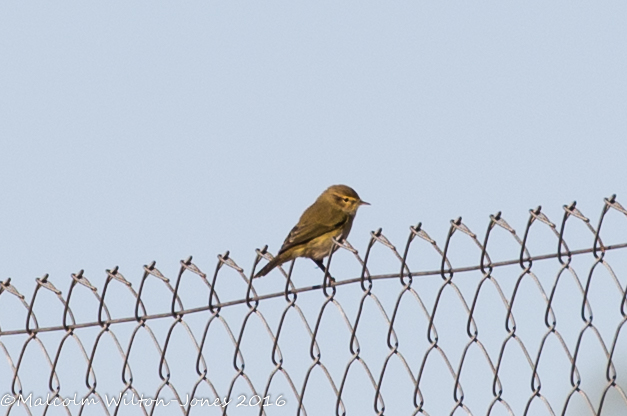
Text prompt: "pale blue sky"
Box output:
[[2, 2, 626, 282], [1, 2, 626, 415]]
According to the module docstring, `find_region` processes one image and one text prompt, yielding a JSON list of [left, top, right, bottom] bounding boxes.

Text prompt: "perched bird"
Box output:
[[255, 184, 369, 278]]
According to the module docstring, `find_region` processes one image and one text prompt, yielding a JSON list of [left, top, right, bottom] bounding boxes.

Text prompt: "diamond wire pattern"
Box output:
[[0, 196, 626, 416]]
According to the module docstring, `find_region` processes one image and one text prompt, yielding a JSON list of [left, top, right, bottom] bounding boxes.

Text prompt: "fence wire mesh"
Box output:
[[1, 195, 627, 416]]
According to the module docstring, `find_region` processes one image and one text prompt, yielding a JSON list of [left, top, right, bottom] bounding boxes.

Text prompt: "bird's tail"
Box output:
[[254, 255, 283, 278]]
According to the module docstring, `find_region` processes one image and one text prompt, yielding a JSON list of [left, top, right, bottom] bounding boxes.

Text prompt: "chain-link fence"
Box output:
[[1, 195, 627, 416]]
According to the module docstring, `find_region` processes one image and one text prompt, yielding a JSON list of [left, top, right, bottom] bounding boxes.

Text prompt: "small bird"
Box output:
[[255, 184, 369, 278]]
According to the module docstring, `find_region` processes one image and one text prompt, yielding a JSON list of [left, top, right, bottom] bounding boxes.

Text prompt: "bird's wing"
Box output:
[[278, 215, 348, 255]]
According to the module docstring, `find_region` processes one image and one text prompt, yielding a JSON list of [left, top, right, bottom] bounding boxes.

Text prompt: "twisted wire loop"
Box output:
[[1, 196, 627, 416]]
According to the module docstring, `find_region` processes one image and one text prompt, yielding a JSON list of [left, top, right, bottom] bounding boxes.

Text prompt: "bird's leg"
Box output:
[[313, 259, 326, 273], [312, 259, 334, 281]]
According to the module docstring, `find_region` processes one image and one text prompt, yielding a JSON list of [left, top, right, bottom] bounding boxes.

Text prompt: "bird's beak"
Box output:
[[360, 200, 370, 206]]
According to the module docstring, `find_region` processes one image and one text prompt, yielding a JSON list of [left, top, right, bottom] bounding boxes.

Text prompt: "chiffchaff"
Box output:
[[255, 184, 369, 278]]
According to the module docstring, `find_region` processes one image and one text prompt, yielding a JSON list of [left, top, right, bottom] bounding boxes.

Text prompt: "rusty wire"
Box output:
[[1, 195, 626, 415]]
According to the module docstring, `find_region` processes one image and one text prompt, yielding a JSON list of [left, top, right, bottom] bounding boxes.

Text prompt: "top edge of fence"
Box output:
[[1, 241, 625, 337], [1, 195, 625, 337]]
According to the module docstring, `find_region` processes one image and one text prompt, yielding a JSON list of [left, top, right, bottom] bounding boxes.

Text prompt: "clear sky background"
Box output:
[[1, 1, 626, 282], [1, 2, 627, 416]]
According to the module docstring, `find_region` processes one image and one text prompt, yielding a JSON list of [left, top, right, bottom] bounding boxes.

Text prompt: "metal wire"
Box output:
[[0, 195, 626, 415]]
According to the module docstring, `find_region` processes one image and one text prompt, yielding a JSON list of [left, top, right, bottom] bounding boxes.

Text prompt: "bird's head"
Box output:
[[323, 184, 370, 214]]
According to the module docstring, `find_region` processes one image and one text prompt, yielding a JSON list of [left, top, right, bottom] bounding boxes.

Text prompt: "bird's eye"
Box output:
[[343, 198, 350, 203]]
